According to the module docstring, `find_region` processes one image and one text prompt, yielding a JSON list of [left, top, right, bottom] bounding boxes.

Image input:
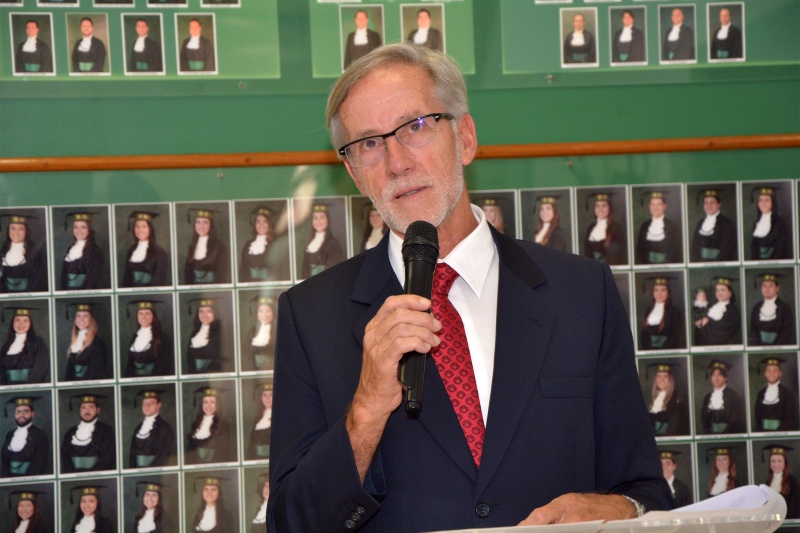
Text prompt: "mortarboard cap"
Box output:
[[187, 208, 218, 224], [8, 490, 45, 510], [640, 190, 669, 206], [188, 297, 217, 316], [754, 273, 783, 288], [133, 389, 165, 408], [1, 306, 38, 323], [69, 393, 106, 411], [64, 212, 96, 231], [65, 302, 98, 320], [252, 381, 273, 401], [4, 396, 40, 417], [249, 295, 275, 315], [641, 275, 675, 293], [757, 357, 786, 373], [193, 476, 227, 493], [69, 485, 105, 504], [126, 299, 162, 319], [705, 447, 736, 463], [659, 450, 682, 462], [761, 444, 794, 462], [710, 276, 736, 288], [706, 359, 732, 379], [535, 195, 561, 206], [136, 481, 166, 497], [127, 211, 159, 231], [311, 203, 330, 213], [751, 186, 779, 203], [646, 362, 679, 380], [479, 197, 500, 207], [696, 189, 724, 205], [585, 192, 614, 211], [192, 386, 227, 406]]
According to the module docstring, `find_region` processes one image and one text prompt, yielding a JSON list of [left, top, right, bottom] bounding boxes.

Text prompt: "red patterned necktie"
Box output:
[[431, 262, 486, 467]]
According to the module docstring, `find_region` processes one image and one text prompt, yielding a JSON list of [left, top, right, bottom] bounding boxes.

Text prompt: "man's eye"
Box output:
[[360, 138, 381, 151], [406, 121, 424, 134]]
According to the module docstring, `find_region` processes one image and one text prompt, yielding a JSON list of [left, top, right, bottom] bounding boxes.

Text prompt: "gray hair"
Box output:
[[326, 43, 469, 155]]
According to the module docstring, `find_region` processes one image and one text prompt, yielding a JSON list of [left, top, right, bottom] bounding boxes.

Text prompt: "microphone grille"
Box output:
[[402, 220, 439, 263]]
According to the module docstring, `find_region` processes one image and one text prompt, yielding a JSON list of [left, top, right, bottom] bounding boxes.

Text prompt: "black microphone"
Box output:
[[399, 220, 439, 418]]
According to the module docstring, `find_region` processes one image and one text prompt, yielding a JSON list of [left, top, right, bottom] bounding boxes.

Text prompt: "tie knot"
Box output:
[[433, 263, 459, 296]]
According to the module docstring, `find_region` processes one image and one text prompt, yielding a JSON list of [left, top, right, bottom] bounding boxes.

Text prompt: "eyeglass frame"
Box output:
[[337, 112, 454, 168]]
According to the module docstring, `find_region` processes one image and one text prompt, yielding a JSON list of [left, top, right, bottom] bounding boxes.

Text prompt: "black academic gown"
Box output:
[[129, 36, 163, 72], [72, 515, 113, 533], [15, 38, 53, 73], [179, 36, 215, 72], [785, 474, 800, 519], [563, 31, 596, 64], [344, 29, 382, 67], [191, 507, 233, 533], [239, 237, 290, 282], [1, 424, 49, 477], [640, 304, 685, 351], [186, 418, 233, 464], [636, 218, 682, 264], [407, 27, 443, 51], [185, 238, 228, 285], [64, 337, 108, 381], [13, 521, 47, 533], [124, 331, 174, 377], [123, 244, 169, 287], [0, 246, 47, 293], [186, 322, 222, 374], [612, 26, 645, 63], [749, 298, 795, 346], [649, 393, 687, 436], [670, 477, 692, 508], [662, 25, 695, 61], [754, 384, 799, 432], [301, 234, 343, 279], [134, 516, 165, 533], [71, 36, 107, 73], [0, 334, 49, 385], [750, 213, 791, 260], [701, 387, 743, 434], [244, 323, 275, 371], [61, 242, 104, 290], [584, 221, 626, 265], [541, 226, 567, 252], [129, 415, 175, 468], [60, 420, 116, 472], [690, 213, 737, 262], [694, 303, 741, 346], [710, 25, 743, 59], [246, 420, 271, 461]]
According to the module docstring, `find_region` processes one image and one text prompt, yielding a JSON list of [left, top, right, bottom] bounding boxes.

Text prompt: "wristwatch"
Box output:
[[621, 495, 646, 518]]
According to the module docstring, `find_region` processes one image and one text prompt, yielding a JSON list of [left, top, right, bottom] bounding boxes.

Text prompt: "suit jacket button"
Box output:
[[345, 519, 356, 528], [355, 506, 367, 515], [350, 512, 362, 521], [475, 502, 491, 518]]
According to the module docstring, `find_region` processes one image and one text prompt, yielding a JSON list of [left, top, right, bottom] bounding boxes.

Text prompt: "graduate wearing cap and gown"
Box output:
[[251, 476, 270, 533], [8, 490, 49, 533], [611, 10, 645, 64], [124, 302, 174, 378], [239, 207, 285, 283], [479, 198, 506, 235], [245, 297, 276, 371], [179, 19, 215, 73], [186, 388, 233, 464], [1, 397, 49, 477], [647, 365, 688, 437], [635, 193, 681, 265], [128, 391, 175, 469], [301, 205, 343, 279], [133, 482, 170, 533], [184, 209, 229, 285], [754, 358, 799, 432], [0, 308, 49, 385], [563, 13, 596, 64], [694, 278, 741, 346], [706, 448, 739, 497], [750, 188, 791, 260], [359, 203, 389, 252], [186, 300, 223, 374], [662, 8, 695, 61], [690, 191, 737, 262], [640, 279, 685, 351], [749, 275, 795, 347], [60, 213, 104, 291], [71, 18, 107, 74], [123, 211, 170, 288], [64, 304, 109, 381], [659, 451, 691, 507], [700, 361, 744, 434], [584, 193, 626, 265], [247, 383, 272, 461], [69, 486, 113, 533], [14, 20, 53, 74], [763, 446, 799, 519], [190, 477, 234, 533], [0, 215, 47, 294], [710, 9, 743, 60], [533, 196, 567, 252], [128, 18, 163, 73], [60, 396, 116, 473], [344, 10, 382, 69]]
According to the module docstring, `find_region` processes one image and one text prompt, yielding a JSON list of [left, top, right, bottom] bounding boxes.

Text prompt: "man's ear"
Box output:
[[457, 114, 478, 167]]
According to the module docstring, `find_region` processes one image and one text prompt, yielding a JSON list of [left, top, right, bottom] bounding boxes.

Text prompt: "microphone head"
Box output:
[[402, 221, 439, 263]]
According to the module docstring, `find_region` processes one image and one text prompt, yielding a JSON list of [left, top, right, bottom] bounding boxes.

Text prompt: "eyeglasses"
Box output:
[[337, 113, 454, 168]]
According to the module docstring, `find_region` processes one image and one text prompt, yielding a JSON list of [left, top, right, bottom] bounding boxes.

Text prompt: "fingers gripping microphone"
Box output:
[[400, 221, 439, 418]]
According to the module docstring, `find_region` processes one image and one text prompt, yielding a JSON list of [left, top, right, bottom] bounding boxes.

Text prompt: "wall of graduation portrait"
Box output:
[[181, 379, 239, 466], [117, 292, 177, 379], [657, 445, 695, 508], [469, 190, 518, 240], [175, 13, 218, 75], [747, 353, 799, 434], [54, 295, 114, 383], [609, 6, 647, 67], [401, 3, 445, 53], [233, 199, 292, 285], [707, 2, 745, 63], [113, 203, 174, 290], [243, 465, 270, 533], [340, 5, 384, 70], [634, 271, 688, 353], [236, 288, 284, 374], [696, 441, 750, 500], [520, 188, 573, 254], [59, 477, 119, 533], [175, 201, 232, 287], [0, 206, 49, 295], [688, 267, 744, 349], [687, 183, 740, 264], [637, 356, 692, 438], [240, 377, 272, 463], [631, 184, 685, 267], [0, 390, 55, 479], [0, 298, 52, 386], [182, 468, 240, 533], [576, 186, 629, 267], [10, 13, 55, 76], [0, 480, 56, 533], [753, 439, 800, 519], [348, 196, 389, 257], [121, 472, 181, 533], [692, 354, 748, 437], [744, 267, 797, 349], [560, 7, 599, 68], [742, 180, 796, 262], [178, 290, 236, 376], [119, 383, 179, 471], [51, 205, 112, 292], [292, 196, 347, 281], [66, 13, 111, 75], [121, 13, 166, 76], [659, 4, 697, 64], [613, 271, 632, 325], [56, 386, 117, 476]]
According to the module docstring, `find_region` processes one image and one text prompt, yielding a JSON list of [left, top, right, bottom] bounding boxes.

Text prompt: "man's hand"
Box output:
[[518, 493, 637, 526]]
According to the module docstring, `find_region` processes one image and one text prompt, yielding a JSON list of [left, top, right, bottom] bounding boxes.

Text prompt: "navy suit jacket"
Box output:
[[269, 227, 673, 532]]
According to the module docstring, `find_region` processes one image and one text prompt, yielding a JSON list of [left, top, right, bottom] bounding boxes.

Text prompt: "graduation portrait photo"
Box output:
[[38, 0, 78, 5], [401, 4, 445, 53], [66, 13, 111, 75], [56, 387, 117, 475], [179, 290, 236, 376], [340, 5, 384, 70], [121, 473, 181, 533], [118, 293, 177, 379], [51, 206, 111, 292], [201, 0, 240, 7], [657, 446, 694, 507], [469, 190, 517, 239], [0, 298, 52, 386], [520, 188, 573, 254], [637, 356, 691, 437], [176, 14, 218, 75], [609, 6, 647, 66], [0, 391, 54, 479], [634, 271, 688, 353], [0, 207, 49, 295], [0, 481, 55, 533], [744, 267, 797, 349], [632, 185, 684, 267], [243, 466, 270, 533], [114, 203, 173, 290], [54, 296, 114, 383], [241, 377, 272, 463], [697, 442, 749, 500], [743, 181, 795, 262], [659, 4, 696, 64], [687, 183, 740, 264], [576, 186, 629, 266], [560, 7, 599, 68], [754, 440, 800, 519], [708, 3, 745, 63], [233, 199, 292, 285], [59, 478, 118, 533], [692, 354, 747, 436], [181, 380, 239, 466], [689, 268, 744, 349], [747, 354, 799, 433], [183, 468, 240, 533], [175, 202, 232, 287], [122, 14, 166, 76], [237, 288, 283, 374], [292, 196, 347, 281], [348, 196, 389, 257], [10, 13, 55, 76], [120, 384, 179, 470]]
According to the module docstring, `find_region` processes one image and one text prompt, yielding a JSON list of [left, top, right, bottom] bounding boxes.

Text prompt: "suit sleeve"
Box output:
[[92, 39, 106, 73]]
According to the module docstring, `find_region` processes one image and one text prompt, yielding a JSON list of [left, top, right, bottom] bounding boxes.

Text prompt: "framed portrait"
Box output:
[[469, 189, 518, 239], [609, 6, 647, 66], [340, 5, 384, 70], [692, 354, 748, 436], [117, 292, 177, 380], [687, 267, 744, 350], [292, 196, 348, 282], [656, 444, 695, 507], [744, 266, 797, 349], [0, 206, 50, 295], [240, 377, 272, 463], [178, 290, 237, 376], [233, 199, 292, 285], [122, 14, 166, 76], [686, 183, 740, 265], [94, 0, 134, 6], [751, 438, 800, 519], [0, 297, 53, 387], [707, 3, 745, 63], [243, 465, 270, 530], [0, 481, 56, 532], [183, 468, 240, 532], [59, 477, 119, 532], [747, 353, 799, 433], [9, 13, 55, 76], [632, 184, 685, 267], [348, 196, 387, 258], [113, 203, 174, 290], [121, 472, 181, 532], [119, 383, 179, 470], [560, 7, 599, 68], [37, 0, 78, 5], [56, 386, 117, 475], [742, 180, 795, 263], [66, 13, 111, 75], [51, 205, 112, 292], [175, 13, 218, 75], [634, 270, 688, 353], [520, 187, 573, 254], [175, 201, 233, 287], [401, 3, 445, 53], [149, 0, 186, 6], [696, 440, 750, 500], [201, 0, 240, 7], [181, 380, 240, 466], [54, 295, 115, 383], [0, 390, 55, 479], [237, 288, 285, 374], [637, 355, 692, 437], [658, 4, 697, 64], [576, 186, 629, 267]]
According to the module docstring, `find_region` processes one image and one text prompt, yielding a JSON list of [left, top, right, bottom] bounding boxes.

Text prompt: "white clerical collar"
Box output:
[[22, 37, 37, 53], [79, 36, 93, 52], [134, 36, 146, 53], [389, 204, 496, 299]]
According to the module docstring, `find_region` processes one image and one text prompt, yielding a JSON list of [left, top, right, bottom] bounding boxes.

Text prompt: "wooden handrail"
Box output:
[[1, 133, 798, 173]]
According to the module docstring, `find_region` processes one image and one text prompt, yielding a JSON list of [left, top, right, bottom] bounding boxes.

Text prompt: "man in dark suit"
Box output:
[[268, 43, 673, 531], [15, 19, 53, 74], [1, 397, 49, 477], [635, 191, 681, 264], [749, 273, 795, 346], [407, 8, 442, 52], [612, 10, 645, 63], [710, 8, 743, 60], [690, 189, 737, 262], [179, 18, 215, 73], [662, 8, 695, 61], [344, 10, 382, 69], [563, 13, 596, 64], [71, 17, 107, 73], [129, 18, 163, 73]]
